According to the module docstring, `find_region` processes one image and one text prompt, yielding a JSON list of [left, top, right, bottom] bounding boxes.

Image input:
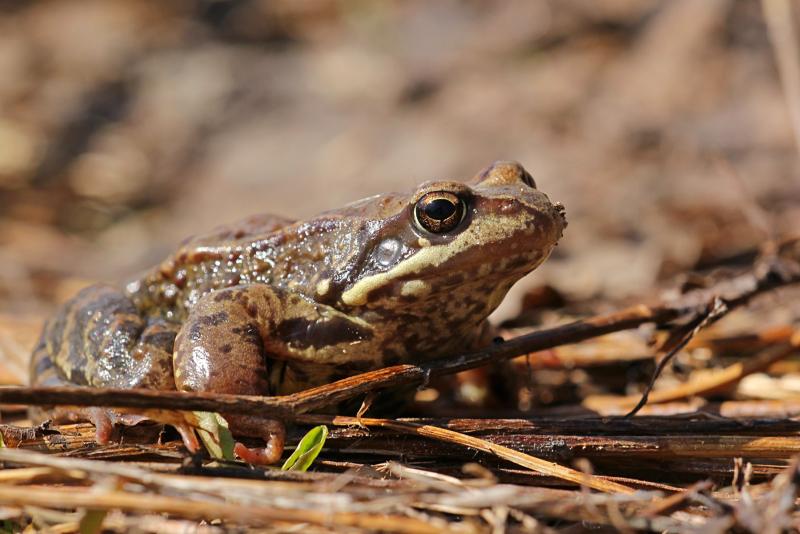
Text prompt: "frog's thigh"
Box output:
[[29, 284, 179, 443], [31, 284, 178, 391]]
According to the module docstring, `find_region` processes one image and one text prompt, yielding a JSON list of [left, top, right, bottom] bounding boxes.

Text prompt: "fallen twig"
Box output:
[[624, 298, 727, 417], [641, 480, 714, 518]]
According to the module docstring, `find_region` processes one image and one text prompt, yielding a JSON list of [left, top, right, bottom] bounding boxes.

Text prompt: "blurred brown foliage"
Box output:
[[0, 0, 798, 318]]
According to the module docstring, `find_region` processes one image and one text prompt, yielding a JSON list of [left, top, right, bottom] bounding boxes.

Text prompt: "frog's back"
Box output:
[[129, 213, 297, 320], [186, 213, 295, 247]]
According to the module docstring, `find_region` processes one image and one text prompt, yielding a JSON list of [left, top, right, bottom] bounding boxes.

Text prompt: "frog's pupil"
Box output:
[[424, 198, 456, 220]]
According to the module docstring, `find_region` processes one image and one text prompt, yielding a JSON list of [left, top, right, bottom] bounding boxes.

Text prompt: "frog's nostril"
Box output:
[[554, 202, 568, 228]]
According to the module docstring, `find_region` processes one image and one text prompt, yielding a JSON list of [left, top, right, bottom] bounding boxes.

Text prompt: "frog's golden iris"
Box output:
[[413, 191, 466, 234]]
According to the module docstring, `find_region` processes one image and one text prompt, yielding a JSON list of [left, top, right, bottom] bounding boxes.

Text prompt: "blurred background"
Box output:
[[0, 1, 798, 374]]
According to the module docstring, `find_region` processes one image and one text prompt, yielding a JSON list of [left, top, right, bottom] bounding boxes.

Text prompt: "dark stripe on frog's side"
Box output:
[[276, 316, 373, 350], [51, 286, 140, 385]]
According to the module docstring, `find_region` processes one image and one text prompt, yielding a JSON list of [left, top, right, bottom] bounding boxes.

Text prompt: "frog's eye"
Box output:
[[414, 192, 465, 234], [520, 169, 537, 189]]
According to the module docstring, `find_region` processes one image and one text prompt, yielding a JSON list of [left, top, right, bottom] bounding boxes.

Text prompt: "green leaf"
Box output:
[[193, 411, 235, 461], [79, 509, 107, 534], [281, 425, 328, 472]]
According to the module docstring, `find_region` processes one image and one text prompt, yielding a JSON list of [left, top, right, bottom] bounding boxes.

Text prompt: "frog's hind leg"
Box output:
[[32, 284, 179, 390], [29, 284, 183, 445]]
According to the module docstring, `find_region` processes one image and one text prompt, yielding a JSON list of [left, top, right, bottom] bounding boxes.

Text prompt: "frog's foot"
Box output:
[[98, 409, 201, 453], [88, 407, 115, 444], [40, 406, 149, 445], [52, 406, 202, 454], [226, 415, 286, 465]]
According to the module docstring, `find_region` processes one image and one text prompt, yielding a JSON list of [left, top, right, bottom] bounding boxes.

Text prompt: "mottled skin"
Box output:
[[30, 161, 567, 464]]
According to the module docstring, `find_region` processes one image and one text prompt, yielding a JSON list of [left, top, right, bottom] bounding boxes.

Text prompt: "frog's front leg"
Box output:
[[173, 284, 375, 465]]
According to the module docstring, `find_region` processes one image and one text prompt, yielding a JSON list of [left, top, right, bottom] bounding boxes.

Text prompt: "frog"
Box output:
[[29, 161, 567, 464]]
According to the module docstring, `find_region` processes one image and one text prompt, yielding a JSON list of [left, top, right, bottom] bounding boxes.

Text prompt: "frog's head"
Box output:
[[328, 161, 566, 320]]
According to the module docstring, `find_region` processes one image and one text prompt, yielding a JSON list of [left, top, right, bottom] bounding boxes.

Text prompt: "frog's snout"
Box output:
[[522, 196, 567, 246]]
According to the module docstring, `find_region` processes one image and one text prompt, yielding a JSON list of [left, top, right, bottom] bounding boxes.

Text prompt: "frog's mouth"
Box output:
[[403, 222, 559, 295]]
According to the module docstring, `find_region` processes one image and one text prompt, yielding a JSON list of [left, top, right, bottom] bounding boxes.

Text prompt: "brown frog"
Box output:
[[29, 161, 566, 464]]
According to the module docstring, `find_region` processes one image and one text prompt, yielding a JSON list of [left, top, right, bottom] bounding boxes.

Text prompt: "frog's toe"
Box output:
[[233, 437, 284, 465], [227, 416, 286, 465], [87, 407, 114, 444], [173, 422, 201, 453]]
